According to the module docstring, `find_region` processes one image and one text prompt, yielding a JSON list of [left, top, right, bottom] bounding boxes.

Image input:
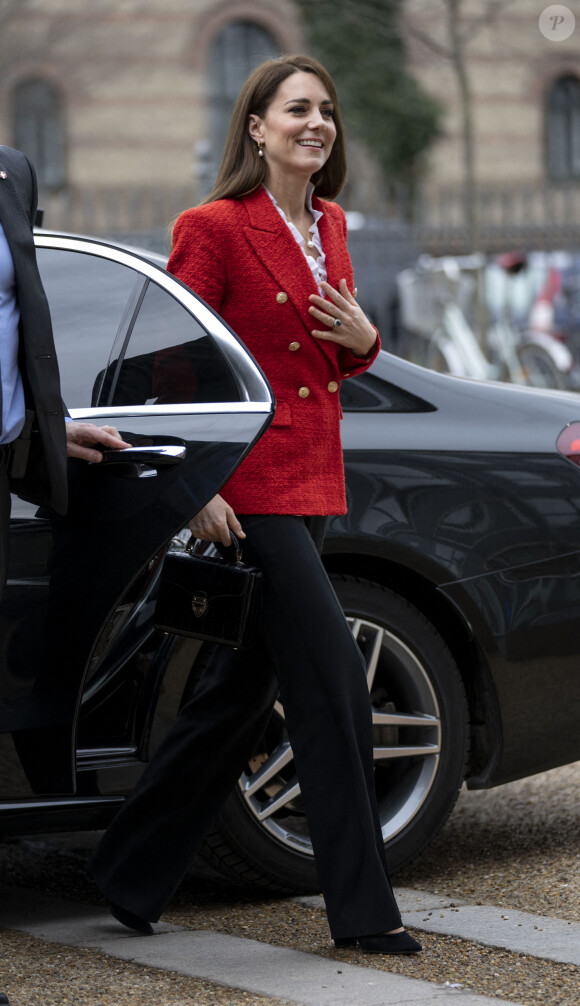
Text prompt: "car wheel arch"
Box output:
[[321, 548, 502, 786]]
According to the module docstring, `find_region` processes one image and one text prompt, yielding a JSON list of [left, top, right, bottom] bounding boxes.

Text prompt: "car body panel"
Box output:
[[326, 353, 580, 787], [439, 554, 580, 783]]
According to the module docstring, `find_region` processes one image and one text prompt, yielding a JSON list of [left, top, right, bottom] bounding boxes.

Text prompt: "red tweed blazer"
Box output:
[[167, 186, 379, 515]]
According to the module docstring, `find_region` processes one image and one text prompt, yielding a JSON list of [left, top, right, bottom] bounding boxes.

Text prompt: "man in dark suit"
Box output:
[[0, 145, 128, 593]]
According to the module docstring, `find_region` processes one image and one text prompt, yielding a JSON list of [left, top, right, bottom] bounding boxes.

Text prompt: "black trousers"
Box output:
[[87, 515, 402, 939]]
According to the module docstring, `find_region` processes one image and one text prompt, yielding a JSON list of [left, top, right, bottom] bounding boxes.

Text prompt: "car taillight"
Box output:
[[556, 423, 580, 467]]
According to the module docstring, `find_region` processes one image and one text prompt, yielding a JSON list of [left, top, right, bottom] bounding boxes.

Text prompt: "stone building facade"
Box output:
[[402, 0, 580, 245], [0, 0, 303, 229], [1, 0, 578, 249], [404, 0, 579, 186]]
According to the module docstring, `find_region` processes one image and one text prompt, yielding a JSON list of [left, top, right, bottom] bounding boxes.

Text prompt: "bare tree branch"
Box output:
[[400, 17, 452, 59], [400, 0, 520, 250], [458, 0, 520, 45], [402, 0, 519, 54]]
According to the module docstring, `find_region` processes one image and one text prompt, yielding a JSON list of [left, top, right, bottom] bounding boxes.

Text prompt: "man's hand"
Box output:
[[66, 422, 131, 463]]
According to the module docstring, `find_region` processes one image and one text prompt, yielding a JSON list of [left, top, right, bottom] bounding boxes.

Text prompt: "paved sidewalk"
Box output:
[[0, 886, 535, 1006], [297, 889, 580, 967], [3, 883, 578, 1004]]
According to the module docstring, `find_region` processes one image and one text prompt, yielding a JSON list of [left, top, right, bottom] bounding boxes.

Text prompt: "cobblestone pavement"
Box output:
[[0, 761, 578, 1005]]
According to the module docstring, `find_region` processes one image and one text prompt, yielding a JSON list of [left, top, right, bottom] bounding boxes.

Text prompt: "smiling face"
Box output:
[[248, 70, 337, 186]]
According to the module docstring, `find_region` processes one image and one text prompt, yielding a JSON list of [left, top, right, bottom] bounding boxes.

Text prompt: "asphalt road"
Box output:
[[0, 761, 578, 1005]]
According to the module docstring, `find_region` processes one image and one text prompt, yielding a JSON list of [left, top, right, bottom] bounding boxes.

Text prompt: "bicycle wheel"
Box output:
[[517, 342, 570, 390], [424, 329, 470, 377]]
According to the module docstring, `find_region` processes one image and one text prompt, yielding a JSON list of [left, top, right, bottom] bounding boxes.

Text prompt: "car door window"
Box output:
[[340, 373, 435, 413], [36, 247, 144, 408], [99, 279, 242, 407]]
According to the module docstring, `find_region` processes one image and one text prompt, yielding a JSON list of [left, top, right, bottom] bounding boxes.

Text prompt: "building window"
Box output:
[[12, 79, 66, 190], [208, 21, 280, 176], [547, 76, 580, 180]]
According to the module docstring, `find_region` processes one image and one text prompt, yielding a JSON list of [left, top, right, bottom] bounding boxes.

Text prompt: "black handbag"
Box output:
[[154, 531, 261, 648]]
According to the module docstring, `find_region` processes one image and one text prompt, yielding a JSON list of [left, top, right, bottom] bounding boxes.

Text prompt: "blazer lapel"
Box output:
[[242, 188, 319, 326], [241, 188, 341, 366], [0, 154, 34, 285], [315, 197, 351, 291]]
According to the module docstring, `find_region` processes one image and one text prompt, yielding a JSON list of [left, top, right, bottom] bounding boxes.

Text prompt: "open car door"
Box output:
[[0, 235, 273, 799]]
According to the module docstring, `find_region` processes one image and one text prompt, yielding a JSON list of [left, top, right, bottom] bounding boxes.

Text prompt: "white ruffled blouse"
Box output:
[[264, 183, 327, 295]]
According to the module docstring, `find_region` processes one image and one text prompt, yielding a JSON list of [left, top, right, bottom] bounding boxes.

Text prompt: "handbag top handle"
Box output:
[[227, 530, 244, 565], [187, 529, 244, 566]]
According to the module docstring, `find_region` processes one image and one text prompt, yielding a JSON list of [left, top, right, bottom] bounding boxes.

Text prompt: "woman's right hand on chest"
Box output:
[[188, 494, 245, 546]]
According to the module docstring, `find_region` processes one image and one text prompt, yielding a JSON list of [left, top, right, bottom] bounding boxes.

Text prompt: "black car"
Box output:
[[1, 234, 579, 895]]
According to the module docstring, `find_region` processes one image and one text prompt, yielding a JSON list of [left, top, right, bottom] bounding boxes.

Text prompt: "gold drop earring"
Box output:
[[257, 140, 264, 158]]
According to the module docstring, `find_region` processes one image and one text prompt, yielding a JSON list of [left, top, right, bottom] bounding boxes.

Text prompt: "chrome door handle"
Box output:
[[101, 445, 186, 466]]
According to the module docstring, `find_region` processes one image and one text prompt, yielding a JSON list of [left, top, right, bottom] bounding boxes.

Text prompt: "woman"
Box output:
[[87, 54, 421, 956]]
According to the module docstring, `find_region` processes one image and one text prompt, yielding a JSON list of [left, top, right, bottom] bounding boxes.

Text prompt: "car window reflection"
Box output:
[[98, 281, 242, 406], [36, 248, 144, 408]]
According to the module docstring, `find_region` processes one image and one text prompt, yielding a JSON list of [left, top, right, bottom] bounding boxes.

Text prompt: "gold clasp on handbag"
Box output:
[[191, 591, 208, 618]]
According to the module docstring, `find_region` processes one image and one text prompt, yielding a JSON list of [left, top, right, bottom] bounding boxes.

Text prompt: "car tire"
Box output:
[[199, 575, 469, 892]]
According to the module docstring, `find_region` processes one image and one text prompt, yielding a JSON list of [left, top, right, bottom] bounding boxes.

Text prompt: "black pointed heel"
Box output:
[[334, 931, 422, 954], [110, 902, 154, 935]]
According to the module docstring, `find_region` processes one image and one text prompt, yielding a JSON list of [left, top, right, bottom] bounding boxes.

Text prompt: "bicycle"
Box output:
[[397, 253, 576, 389]]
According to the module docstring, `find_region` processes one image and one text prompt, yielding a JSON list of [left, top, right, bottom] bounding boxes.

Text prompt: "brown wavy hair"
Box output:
[[201, 54, 346, 205]]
